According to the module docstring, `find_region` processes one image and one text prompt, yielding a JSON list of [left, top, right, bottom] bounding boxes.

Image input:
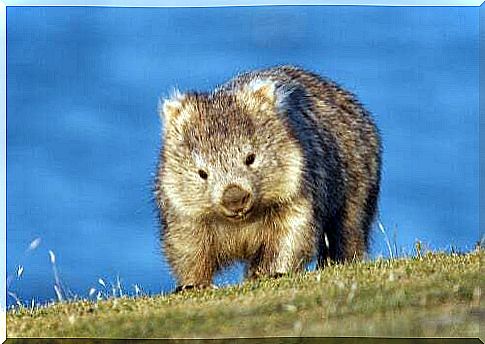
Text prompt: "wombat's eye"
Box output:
[[198, 169, 208, 180], [245, 153, 256, 166]]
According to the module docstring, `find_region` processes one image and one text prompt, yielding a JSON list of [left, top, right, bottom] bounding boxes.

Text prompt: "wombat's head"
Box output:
[[157, 79, 304, 221]]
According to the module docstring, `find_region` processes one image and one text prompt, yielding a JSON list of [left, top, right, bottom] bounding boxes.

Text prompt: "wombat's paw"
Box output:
[[174, 283, 213, 293], [246, 269, 287, 280], [174, 285, 195, 293]]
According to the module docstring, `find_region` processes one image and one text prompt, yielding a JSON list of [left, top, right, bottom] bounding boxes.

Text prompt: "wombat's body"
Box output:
[[155, 66, 381, 289]]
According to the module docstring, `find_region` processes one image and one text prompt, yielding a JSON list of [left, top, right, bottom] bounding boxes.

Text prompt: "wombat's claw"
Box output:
[[271, 272, 287, 279]]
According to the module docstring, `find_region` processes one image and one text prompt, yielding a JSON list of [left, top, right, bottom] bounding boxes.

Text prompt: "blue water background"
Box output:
[[7, 6, 479, 305]]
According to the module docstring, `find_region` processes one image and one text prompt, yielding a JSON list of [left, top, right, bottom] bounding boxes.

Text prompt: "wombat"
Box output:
[[155, 65, 381, 290]]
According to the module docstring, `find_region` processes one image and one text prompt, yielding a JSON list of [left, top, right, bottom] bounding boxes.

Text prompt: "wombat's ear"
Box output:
[[237, 79, 279, 109], [249, 79, 277, 103], [158, 89, 186, 124]]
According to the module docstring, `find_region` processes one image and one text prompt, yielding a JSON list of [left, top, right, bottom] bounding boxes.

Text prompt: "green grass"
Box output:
[[7, 250, 483, 338]]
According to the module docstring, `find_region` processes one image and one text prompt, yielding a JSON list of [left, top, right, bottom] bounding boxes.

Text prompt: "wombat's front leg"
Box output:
[[163, 225, 216, 290], [247, 199, 316, 279]]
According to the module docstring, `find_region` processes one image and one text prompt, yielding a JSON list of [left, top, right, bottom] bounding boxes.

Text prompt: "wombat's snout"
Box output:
[[220, 185, 253, 217]]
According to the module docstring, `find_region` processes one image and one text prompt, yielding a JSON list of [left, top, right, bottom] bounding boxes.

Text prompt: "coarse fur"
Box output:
[[155, 66, 381, 289]]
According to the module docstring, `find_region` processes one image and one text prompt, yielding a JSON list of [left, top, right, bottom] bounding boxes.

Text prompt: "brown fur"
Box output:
[[155, 66, 381, 289]]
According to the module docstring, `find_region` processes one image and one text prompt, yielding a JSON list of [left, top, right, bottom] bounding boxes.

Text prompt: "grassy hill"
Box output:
[[6, 250, 483, 338]]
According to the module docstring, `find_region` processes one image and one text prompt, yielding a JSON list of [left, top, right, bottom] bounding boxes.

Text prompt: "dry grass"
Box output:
[[7, 250, 483, 339]]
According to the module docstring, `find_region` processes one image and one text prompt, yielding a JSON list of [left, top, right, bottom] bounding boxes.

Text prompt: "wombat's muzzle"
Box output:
[[220, 184, 253, 219]]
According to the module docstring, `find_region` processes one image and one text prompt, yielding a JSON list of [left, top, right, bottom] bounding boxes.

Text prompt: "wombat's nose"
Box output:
[[221, 185, 252, 214]]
